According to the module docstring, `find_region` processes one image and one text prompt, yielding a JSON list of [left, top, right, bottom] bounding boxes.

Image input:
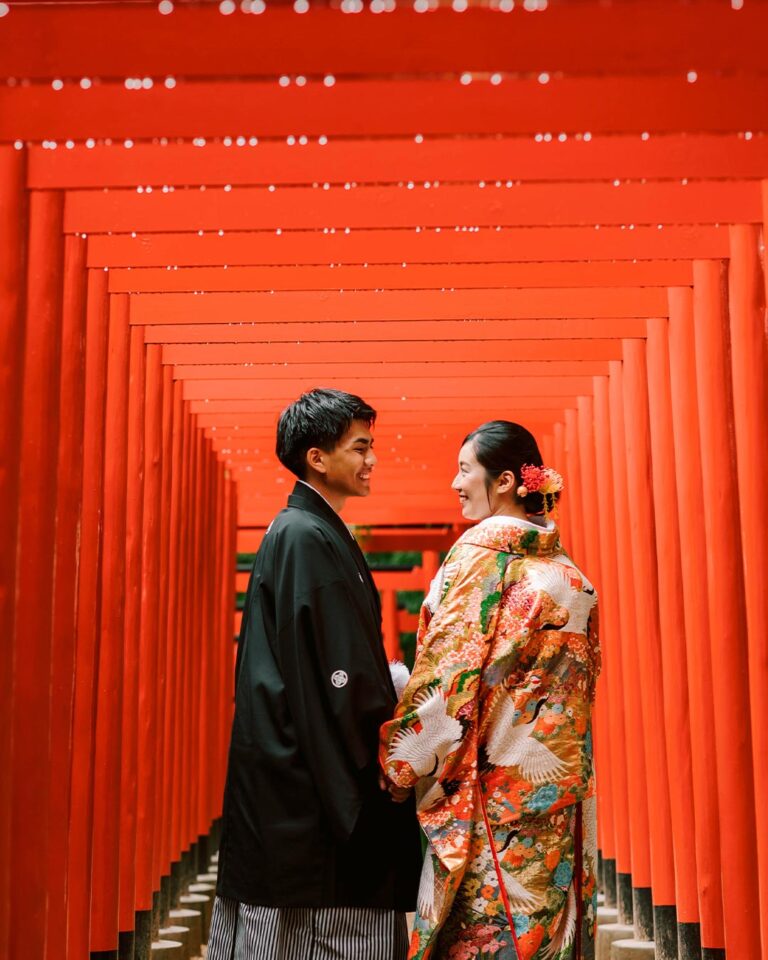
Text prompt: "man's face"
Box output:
[[313, 419, 377, 499]]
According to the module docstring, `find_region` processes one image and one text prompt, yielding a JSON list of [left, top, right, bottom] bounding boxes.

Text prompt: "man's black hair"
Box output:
[[276, 388, 377, 479]]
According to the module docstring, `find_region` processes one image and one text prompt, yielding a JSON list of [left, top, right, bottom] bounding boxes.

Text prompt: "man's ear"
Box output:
[[496, 469, 516, 494], [305, 446, 328, 476]]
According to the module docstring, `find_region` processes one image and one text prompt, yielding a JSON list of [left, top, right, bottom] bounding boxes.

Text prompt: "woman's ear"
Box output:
[[495, 469, 516, 494], [305, 446, 328, 476]]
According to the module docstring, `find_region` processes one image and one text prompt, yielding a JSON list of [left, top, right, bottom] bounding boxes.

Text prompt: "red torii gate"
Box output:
[[1, 4, 766, 960]]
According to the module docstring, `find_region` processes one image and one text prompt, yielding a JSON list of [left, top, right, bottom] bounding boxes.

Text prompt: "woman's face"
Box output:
[[451, 440, 492, 521]]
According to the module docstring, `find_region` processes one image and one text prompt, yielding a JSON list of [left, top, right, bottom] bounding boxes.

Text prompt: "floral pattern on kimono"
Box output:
[[379, 517, 600, 960]]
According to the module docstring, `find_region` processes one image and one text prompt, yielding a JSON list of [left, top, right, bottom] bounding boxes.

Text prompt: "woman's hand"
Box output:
[[378, 772, 412, 803]]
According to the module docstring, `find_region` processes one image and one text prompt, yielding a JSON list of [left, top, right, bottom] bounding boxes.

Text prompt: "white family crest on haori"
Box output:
[[525, 559, 597, 634], [388, 686, 463, 778], [486, 695, 567, 782], [330, 670, 348, 688]]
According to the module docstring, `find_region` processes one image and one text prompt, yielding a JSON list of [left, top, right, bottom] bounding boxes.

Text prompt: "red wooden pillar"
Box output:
[[381, 587, 400, 660], [563, 408, 585, 566], [576, 395, 612, 867], [607, 361, 653, 925], [161, 380, 184, 880], [153, 365, 175, 887], [118, 324, 146, 942], [46, 233, 88, 960], [728, 224, 768, 957], [592, 376, 631, 905], [667, 286, 725, 954], [621, 339, 677, 947], [10, 189, 65, 960], [645, 317, 701, 948], [219, 472, 237, 798], [552, 421, 571, 552], [692, 260, 760, 960], [90, 292, 131, 954], [137, 344, 164, 922], [0, 146, 27, 960], [67, 268, 110, 960], [422, 549, 440, 590]]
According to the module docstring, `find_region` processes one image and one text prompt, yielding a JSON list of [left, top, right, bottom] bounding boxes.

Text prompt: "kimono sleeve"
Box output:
[[379, 544, 505, 792], [275, 574, 394, 842]]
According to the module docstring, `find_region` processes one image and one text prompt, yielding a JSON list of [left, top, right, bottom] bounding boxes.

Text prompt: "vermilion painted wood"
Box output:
[[6, 76, 768, 141], [621, 340, 676, 907], [165, 340, 624, 365], [66, 268, 109, 960], [562, 410, 585, 568], [118, 324, 146, 933], [28, 135, 768, 190], [381, 589, 400, 660], [728, 224, 768, 954], [148, 319, 649, 345], [64, 181, 761, 234], [223, 474, 238, 795], [137, 344, 163, 912], [90, 225, 730, 267], [592, 377, 631, 878], [109, 261, 692, 294], [132, 288, 666, 325], [174, 361, 610, 382], [152, 368, 174, 892], [10, 189, 64, 960], [0, 146, 26, 960], [195, 398, 576, 420], [174, 404, 193, 859], [90, 293, 130, 952], [0, 146, 25, 960], [693, 260, 760, 959], [666, 287, 724, 950], [46, 233, 87, 960], [182, 377, 595, 402], [575, 396, 611, 859], [607, 361, 652, 891], [160, 383, 182, 873], [645, 318, 700, 924], [5, 3, 766, 77]]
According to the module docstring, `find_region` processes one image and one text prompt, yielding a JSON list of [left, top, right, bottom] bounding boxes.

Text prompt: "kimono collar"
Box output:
[[287, 480, 356, 541], [456, 514, 561, 557]]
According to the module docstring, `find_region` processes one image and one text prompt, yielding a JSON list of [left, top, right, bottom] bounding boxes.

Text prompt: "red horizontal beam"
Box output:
[[181, 376, 595, 400], [5, 76, 768, 140], [65, 181, 761, 233], [235, 527, 464, 554], [88, 225, 730, 267], [28, 135, 768, 189], [4, 4, 765, 78], [109, 260, 692, 293], [149, 319, 647, 348], [130, 288, 666, 325], [195, 391, 570, 414], [162, 339, 624, 364], [171, 360, 609, 381]]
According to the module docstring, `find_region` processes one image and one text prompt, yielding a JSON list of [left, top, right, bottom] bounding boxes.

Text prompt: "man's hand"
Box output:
[[378, 772, 412, 803]]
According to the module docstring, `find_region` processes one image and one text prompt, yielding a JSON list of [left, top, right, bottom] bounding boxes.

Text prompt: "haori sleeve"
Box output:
[[379, 543, 506, 792]]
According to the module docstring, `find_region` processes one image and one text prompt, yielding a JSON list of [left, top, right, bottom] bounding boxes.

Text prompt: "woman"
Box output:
[[380, 421, 600, 960]]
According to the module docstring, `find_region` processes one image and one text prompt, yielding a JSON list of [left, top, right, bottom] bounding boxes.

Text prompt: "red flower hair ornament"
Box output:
[[516, 464, 564, 516]]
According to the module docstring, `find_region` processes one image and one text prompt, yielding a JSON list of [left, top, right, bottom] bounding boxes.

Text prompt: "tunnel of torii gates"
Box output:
[[0, 2, 767, 960]]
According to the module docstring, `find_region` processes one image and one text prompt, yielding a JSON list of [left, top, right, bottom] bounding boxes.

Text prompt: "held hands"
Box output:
[[378, 772, 412, 803]]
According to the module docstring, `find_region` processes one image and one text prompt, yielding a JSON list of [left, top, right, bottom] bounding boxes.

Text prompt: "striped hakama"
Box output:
[[207, 895, 409, 960]]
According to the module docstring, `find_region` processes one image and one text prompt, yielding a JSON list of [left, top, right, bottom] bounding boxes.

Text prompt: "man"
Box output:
[[208, 389, 422, 960]]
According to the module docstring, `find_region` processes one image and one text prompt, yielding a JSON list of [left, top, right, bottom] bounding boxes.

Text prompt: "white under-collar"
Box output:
[[479, 514, 555, 533]]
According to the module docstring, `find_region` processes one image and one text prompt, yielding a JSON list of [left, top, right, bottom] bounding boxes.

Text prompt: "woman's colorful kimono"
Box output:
[[380, 516, 601, 960]]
